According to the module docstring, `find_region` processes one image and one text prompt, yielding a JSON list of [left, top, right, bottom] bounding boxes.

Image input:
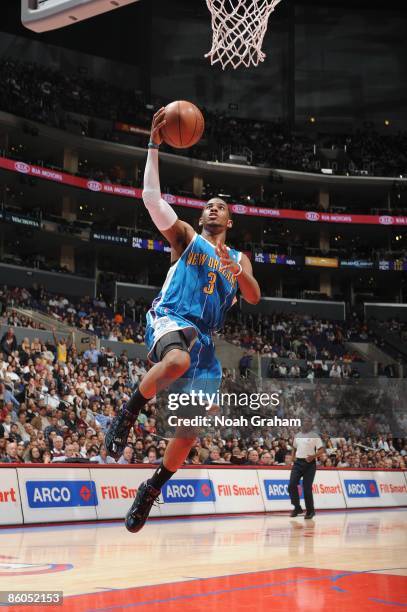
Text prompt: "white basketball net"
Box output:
[[205, 0, 282, 69]]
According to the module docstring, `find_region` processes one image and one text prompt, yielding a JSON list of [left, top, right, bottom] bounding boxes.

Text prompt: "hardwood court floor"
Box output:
[[0, 509, 406, 611]]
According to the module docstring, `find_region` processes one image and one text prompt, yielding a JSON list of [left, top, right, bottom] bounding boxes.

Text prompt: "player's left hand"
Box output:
[[216, 243, 240, 274], [305, 455, 315, 462]]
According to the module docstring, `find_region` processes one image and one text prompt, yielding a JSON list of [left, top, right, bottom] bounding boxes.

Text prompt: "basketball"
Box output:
[[161, 100, 205, 149]]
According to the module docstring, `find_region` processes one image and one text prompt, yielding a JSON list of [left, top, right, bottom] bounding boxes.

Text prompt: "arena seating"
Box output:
[[1, 283, 405, 468], [1, 58, 407, 176]]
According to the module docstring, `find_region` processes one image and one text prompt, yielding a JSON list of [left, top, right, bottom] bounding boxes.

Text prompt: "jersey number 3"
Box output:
[[203, 271, 217, 294]]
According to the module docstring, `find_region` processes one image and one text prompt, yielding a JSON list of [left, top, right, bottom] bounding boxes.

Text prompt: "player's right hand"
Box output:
[[150, 107, 166, 145]]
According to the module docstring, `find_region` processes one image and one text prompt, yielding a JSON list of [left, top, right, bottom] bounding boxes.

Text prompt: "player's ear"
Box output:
[[227, 218, 233, 229], [198, 215, 203, 227]]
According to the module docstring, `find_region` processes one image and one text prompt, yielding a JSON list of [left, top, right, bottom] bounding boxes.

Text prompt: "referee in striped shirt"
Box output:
[[289, 417, 324, 519]]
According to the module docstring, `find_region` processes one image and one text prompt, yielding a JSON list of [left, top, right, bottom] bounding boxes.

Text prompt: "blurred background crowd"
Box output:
[[1, 286, 405, 469]]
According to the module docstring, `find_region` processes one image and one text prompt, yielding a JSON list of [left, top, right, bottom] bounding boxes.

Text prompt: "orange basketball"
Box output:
[[161, 100, 205, 149]]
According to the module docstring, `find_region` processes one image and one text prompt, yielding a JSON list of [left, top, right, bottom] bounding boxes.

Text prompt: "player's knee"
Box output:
[[162, 349, 190, 378]]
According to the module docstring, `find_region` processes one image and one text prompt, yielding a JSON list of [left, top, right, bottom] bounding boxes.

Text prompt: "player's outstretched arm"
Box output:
[[216, 246, 261, 305], [142, 108, 195, 257]]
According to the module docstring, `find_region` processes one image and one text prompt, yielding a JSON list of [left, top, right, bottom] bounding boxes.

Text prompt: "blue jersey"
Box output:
[[145, 233, 241, 392], [149, 233, 241, 335]]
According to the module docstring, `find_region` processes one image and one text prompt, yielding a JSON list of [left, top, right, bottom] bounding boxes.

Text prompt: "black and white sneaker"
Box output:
[[105, 406, 134, 459], [125, 481, 161, 533]]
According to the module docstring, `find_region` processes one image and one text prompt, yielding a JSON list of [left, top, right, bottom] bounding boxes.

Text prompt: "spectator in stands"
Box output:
[[83, 342, 101, 366], [51, 436, 65, 459], [0, 328, 18, 357], [275, 440, 289, 464], [263, 451, 276, 465], [52, 327, 72, 365], [118, 446, 134, 464], [330, 363, 342, 379], [246, 449, 260, 465], [1, 441, 21, 463], [31, 406, 51, 432], [52, 444, 76, 462], [91, 445, 116, 464]]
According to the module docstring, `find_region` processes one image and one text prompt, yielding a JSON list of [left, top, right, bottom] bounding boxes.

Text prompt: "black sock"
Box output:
[[148, 464, 175, 491], [124, 388, 149, 419]]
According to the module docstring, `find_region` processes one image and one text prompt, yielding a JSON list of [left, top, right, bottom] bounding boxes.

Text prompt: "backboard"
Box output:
[[21, 0, 140, 33]]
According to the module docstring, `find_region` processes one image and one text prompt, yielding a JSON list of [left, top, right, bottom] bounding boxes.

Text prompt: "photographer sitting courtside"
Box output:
[[289, 417, 324, 519]]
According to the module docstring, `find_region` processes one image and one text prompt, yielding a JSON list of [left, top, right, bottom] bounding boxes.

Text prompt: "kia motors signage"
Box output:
[[1, 156, 407, 226]]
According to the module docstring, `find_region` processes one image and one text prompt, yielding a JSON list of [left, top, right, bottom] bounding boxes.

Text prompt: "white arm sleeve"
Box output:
[[142, 148, 178, 231]]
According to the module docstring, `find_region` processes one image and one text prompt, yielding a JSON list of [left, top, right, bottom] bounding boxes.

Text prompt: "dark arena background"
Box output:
[[0, 1, 406, 610]]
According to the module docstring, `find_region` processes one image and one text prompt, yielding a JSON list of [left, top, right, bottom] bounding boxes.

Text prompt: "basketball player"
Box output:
[[106, 107, 260, 533]]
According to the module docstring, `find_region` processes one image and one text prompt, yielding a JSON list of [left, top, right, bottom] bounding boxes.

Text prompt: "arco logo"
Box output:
[[26, 480, 98, 508], [344, 479, 380, 498], [200, 483, 212, 497], [162, 479, 215, 503], [264, 479, 304, 500]]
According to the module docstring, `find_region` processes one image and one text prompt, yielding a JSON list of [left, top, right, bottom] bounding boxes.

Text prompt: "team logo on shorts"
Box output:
[[15, 161, 30, 174]]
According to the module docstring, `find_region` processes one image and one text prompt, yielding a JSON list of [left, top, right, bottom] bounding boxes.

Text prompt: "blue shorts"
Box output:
[[145, 311, 221, 395]]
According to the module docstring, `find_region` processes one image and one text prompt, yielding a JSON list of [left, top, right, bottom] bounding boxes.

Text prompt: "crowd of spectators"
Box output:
[[224, 312, 367, 360], [2, 284, 370, 369], [0, 324, 405, 469], [1, 57, 407, 177], [1, 285, 147, 344]]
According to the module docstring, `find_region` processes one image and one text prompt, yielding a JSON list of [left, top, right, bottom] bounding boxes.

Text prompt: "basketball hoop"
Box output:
[[205, 0, 282, 69]]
